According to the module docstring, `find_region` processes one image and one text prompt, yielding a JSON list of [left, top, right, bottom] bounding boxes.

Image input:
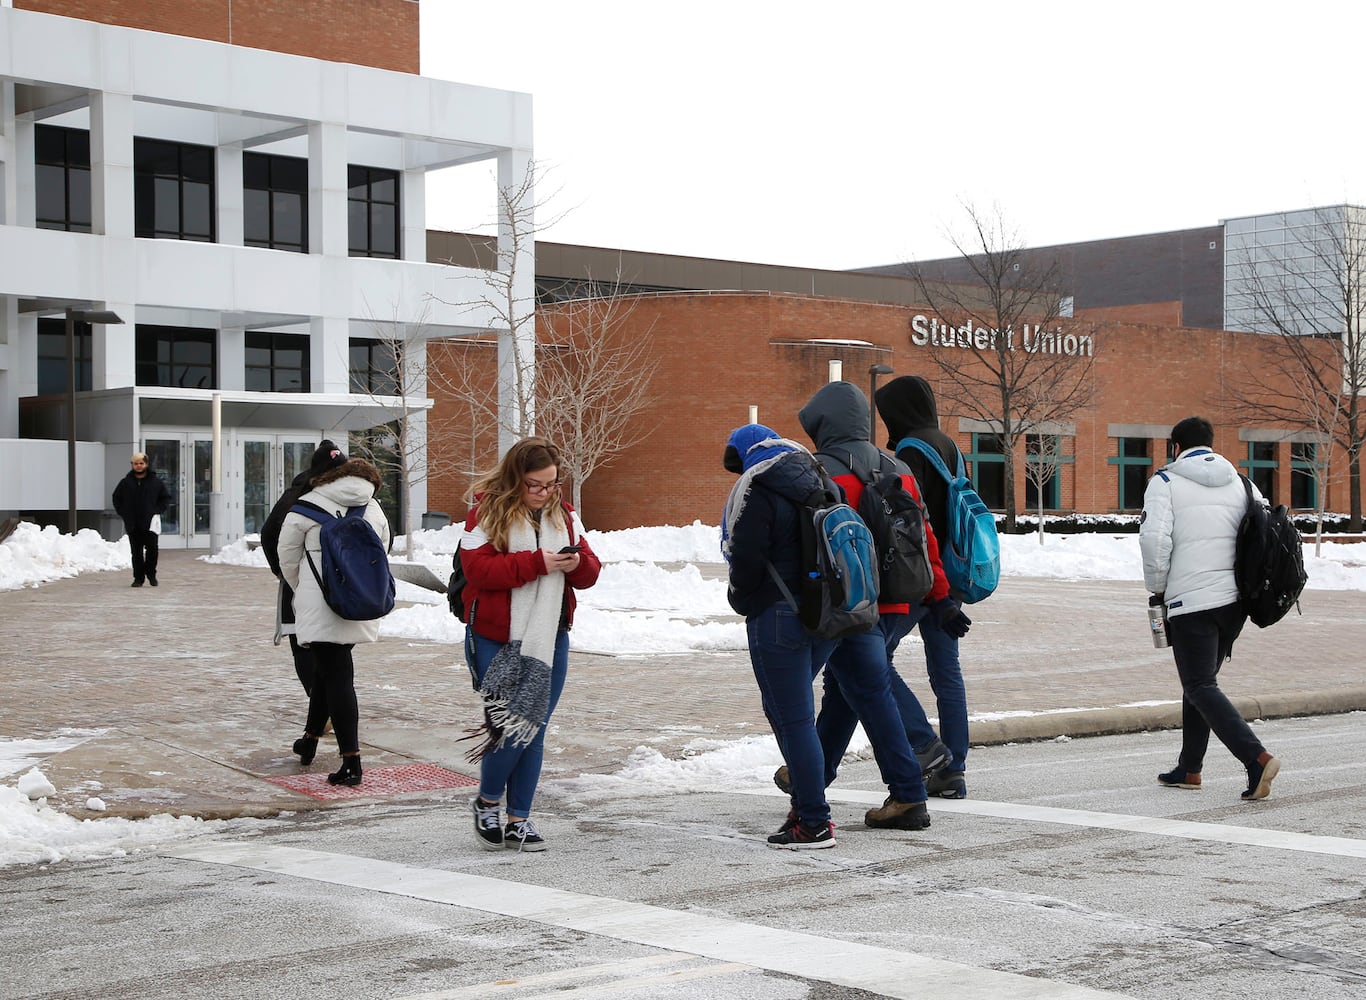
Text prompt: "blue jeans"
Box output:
[[746, 604, 837, 827], [1167, 602, 1263, 771], [466, 628, 569, 818], [822, 626, 927, 802]]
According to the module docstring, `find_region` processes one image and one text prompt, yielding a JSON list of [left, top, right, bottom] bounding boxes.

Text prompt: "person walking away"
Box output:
[[461, 437, 601, 853], [112, 452, 171, 588], [1140, 416, 1281, 800], [796, 380, 967, 822], [874, 375, 979, 799], [276, 457, 391, 787], [260, 440, 348, 766]]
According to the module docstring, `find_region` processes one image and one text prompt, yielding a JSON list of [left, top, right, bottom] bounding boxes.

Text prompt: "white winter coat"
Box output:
[[277, 475, 392, 645], [1139, 447, 1261, 619]]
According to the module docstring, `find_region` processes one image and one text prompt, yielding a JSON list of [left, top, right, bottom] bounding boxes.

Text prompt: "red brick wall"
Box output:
[[425, 292, 1344, 532], [16, 0, 419, 73]]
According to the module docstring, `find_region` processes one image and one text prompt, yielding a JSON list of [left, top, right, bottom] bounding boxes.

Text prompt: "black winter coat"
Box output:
[[260, 468, 313, 579], [112, 470, 170, 533], [875, 375, 960, 548]]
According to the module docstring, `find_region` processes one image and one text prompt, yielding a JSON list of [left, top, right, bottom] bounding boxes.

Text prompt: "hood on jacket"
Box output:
[[725, 424, 793, 473], [1163, 447, 1238, 489], [875, 375, 939, 444], [305, 458, 383, 509], [798, 380, 884, 473]]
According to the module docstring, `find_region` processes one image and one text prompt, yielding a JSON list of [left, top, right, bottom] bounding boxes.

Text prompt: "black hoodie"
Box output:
[[874, 375, 960, 547]]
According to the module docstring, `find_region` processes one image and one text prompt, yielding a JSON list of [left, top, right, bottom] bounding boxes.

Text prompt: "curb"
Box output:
[[969, 687, 1366, 746]]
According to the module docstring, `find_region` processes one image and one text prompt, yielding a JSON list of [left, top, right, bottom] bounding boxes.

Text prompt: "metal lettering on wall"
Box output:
[[910, 314, 1094, 357]]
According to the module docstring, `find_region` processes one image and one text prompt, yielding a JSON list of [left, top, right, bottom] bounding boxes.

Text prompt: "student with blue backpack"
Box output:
[[875, 375, 982, 799], [276, 456, 391, 788]]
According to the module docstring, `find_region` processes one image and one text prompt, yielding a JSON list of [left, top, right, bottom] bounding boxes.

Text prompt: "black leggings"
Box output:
[[305, 642, 358, 755]]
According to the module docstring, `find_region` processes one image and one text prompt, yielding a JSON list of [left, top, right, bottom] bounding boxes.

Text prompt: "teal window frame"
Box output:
[[1108, 437, 1153, 510], [1240, 442, 1278, 501], [965, 433, 1006, 510], [1290, 442, 1318, 510]]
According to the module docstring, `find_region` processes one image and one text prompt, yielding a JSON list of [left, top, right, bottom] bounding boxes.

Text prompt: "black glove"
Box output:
[[932, 597, 971, 639]]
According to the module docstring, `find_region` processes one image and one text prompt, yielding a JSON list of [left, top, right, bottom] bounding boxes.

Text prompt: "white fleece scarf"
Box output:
[[472, 508, 570, 755]]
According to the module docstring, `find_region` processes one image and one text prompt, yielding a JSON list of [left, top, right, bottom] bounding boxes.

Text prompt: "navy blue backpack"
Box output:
[[291, 500, 395, 621]]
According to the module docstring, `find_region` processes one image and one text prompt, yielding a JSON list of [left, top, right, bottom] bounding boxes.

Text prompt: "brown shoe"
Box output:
[[865, 796, 931, 830]]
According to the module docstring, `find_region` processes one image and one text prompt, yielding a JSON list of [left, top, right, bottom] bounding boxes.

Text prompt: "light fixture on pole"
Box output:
[[66, 307, 124, 535], [868, 363, 894, 443]]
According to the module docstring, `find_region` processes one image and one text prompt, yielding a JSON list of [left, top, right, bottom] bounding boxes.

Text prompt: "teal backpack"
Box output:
[[896, 438, 1000, 604]]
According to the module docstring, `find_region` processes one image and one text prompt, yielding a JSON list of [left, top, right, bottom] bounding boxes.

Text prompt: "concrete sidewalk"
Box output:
[[3, 549, 1363, 819]]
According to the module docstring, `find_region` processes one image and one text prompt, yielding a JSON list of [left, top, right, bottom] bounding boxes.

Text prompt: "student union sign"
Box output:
[[910, 314, 1094, 357]]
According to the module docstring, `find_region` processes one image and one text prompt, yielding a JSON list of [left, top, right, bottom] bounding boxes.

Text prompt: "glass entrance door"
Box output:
[[241, 437, 317, 536], [144, 434, 213, 549]]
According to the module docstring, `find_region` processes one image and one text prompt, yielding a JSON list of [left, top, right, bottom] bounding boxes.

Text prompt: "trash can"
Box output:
[[100, 510, 124, 541], [421, 511, 451, 530]]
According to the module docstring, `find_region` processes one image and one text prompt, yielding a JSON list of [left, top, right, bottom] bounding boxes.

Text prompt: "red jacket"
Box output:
[[460, 501, 602, 643], [828, 471, 950, 612]]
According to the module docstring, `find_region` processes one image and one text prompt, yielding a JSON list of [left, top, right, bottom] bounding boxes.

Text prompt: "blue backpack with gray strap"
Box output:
[[897, 437, 1000, 603], [291, 499, 395, 621]]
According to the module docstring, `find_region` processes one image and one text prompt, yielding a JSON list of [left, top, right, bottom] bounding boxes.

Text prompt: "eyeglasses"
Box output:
[[524, 478, 561, 495]]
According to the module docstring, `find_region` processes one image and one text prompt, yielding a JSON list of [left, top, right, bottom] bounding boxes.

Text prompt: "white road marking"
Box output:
[[166, 841, 1131, 1000], [745, 788, 1366, 858]]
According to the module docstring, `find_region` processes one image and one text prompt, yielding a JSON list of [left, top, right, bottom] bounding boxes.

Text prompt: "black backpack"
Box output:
[[447, 544, 468, 622], [832, 451, 934, 605], [1233, 476, 1307, 628], [290, 500, 395, 621]]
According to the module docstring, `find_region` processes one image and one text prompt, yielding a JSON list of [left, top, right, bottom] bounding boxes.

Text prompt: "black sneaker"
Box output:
[[916, 739, 950, 775], [504, 819, 547, 852], [1157, 767, 1201, 789], [865, 796, 931, 830], [1242, 754, 1281, 800], [767, 819, 835, 850], [472, 797, 503, 851], [926, 769, 967, 799], [773, 765, 792, 794]]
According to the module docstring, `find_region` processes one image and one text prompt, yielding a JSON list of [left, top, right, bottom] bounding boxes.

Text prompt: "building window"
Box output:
[[349, 338, 398, 394], [245, 332, 310, 392], [966, 433, 1005, 510], [136, 325, 217, 389], [1291, 442, 1318, 510], [134, 138, 215, 242], [1243, 441, 1278, 501], [244, 153, 307, 252], [348, 165, 399, 258], [1109, 437, 1152, 510], [36, 317, 92, 394], [35, 125, 92, 233], [1024, 434, 1062, 510]]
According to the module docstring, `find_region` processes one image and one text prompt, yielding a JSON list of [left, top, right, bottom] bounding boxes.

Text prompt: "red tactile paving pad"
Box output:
[[264, 763, 478, 801]]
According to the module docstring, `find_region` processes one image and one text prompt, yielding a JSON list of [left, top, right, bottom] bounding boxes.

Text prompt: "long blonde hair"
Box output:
[[468, 437, 566, 551]]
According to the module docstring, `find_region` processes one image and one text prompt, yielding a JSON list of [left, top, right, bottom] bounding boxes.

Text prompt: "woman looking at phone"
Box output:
[[459, 437, 601, 852]]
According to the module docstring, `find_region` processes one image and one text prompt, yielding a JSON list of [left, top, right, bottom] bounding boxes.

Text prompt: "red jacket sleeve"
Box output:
[[834, 471, 949, 611]]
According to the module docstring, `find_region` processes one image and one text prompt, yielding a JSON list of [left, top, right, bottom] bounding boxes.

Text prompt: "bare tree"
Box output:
[[1224, 205, 1366, 531], [907, 202, 1096, 532], [1023, 428, 1066, 544], [537, 275, 662, 510]]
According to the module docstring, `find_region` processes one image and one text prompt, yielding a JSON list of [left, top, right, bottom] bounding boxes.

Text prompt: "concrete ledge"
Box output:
[[971, 686, 1366, 746]]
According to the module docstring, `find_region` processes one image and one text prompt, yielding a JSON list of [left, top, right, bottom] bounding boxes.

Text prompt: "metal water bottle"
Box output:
[[1147, 595, 1169, 648]]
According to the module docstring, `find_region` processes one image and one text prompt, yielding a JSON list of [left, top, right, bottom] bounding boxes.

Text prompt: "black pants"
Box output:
[[1167, 602, 1264, 772], [127, 528, 159, 582], [306, 642, 357, 755]]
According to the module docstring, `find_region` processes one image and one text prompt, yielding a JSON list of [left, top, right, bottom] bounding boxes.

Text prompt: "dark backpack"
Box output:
[[290, 500, 395, 621], [447, 544, 468, 622], [897, 437, 1001, 603], [1234, 476, 1307, 628], [766, 471, 880, 640], [822, 450, 934, 605]]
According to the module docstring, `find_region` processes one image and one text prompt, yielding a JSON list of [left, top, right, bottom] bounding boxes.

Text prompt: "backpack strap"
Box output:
[[897, 437, 956, 482], [765, 560, 801, 613], [290, 498, 333, 525]]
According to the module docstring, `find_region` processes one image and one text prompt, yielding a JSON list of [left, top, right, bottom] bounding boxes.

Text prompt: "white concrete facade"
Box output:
[[0, 7, 533, 546]]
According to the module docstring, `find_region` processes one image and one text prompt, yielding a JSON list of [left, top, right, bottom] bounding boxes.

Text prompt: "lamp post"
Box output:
[[66, 307, 124, 535], [868, 363, 894, 443]]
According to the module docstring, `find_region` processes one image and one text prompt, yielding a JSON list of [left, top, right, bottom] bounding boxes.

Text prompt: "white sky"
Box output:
[[2, 520, 1363, 867], [419, 1, 1366, 270]]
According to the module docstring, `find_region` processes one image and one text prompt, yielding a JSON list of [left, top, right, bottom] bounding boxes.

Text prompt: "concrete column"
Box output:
[[218, 325, 245, 390], [11, 117, 35, 228], [402, 166, 425, 263], [496, 148, 535, 452], [311, 314, 350, 394], [92, 303, 135, 390], [89, 91, 135, 238], [0, 297, 16, 436], [217, 146, 244, 247], [307, 121, 348, 258]]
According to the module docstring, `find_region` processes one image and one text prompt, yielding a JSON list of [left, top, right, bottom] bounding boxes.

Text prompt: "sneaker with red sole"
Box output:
[[767, 818, 835, 850]]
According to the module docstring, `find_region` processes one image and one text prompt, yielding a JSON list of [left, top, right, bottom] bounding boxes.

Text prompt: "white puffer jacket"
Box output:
[[278, 470, 392, 646], [1139, 447, 1261, 618]]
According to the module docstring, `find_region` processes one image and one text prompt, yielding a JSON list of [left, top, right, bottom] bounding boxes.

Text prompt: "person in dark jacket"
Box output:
[[260, 440, 348, 765], [111, 452, 171, 588], [796, 380, 969, 814], [875, 375, 976, 799]]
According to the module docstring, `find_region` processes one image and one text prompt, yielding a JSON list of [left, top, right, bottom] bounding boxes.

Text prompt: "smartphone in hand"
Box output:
[[558, 544, 582, 554]]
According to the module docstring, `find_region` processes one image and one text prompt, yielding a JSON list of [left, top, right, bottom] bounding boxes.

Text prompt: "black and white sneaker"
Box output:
[[504, 819, 547, 852], [472, 797, 503, 851], [767, 819, 835, 850]]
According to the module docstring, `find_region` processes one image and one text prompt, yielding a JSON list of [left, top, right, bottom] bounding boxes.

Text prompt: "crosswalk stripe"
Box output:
[[166, 841, 1132, 1000]]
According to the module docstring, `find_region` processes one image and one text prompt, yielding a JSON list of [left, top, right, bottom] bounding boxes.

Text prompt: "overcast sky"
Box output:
[[419, 1, 1364, 271]]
